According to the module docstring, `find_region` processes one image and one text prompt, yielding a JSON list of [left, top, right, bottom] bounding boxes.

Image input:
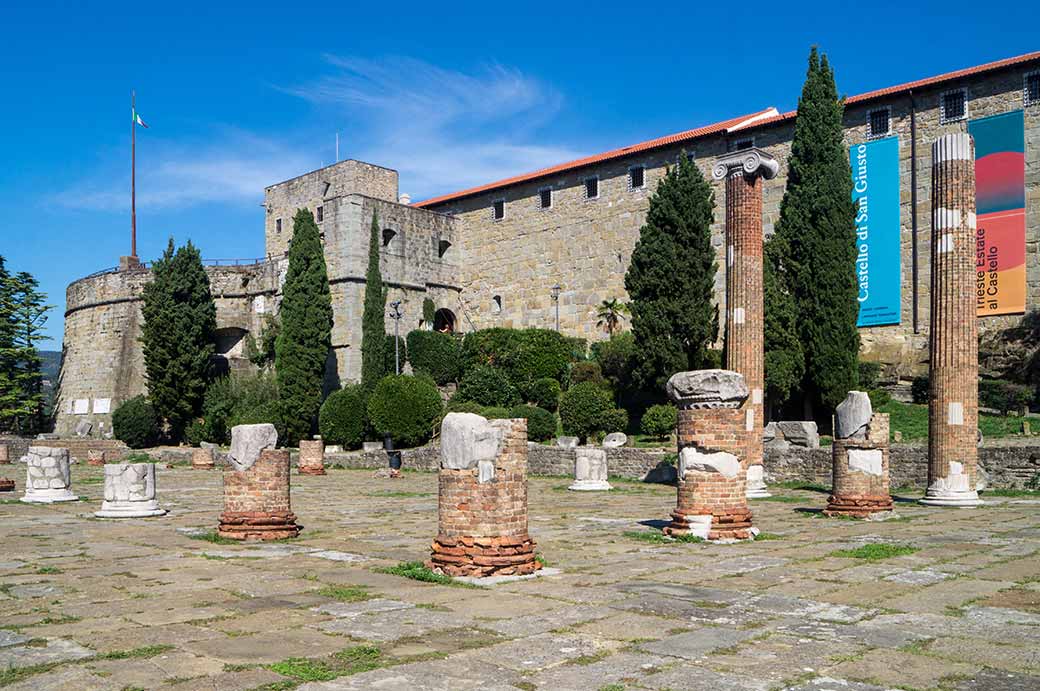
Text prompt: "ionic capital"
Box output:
[[712, 148, 780, 182]]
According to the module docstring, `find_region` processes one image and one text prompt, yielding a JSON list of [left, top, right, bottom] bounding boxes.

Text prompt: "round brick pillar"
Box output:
[[713, 149, 779, 499], [297, 438, 326, 476], [218, 449, 301, 540], [664, 370, 756, 541], [430, 416, 540, 577], [826, 410, 893, 517], [922, 134, 982, 508]]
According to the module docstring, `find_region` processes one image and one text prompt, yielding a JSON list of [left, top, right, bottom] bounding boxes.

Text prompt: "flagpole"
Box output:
[[131, 89, 137, 258]]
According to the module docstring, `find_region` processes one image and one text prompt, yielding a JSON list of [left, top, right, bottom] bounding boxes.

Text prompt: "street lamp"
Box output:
[[388, 300, 403, 375], [550, 284, 561, 332]]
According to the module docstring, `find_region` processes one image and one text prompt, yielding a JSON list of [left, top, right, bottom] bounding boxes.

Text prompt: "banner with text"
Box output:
[[850, 136, 902, 327], [970, 110, 1026, 316]]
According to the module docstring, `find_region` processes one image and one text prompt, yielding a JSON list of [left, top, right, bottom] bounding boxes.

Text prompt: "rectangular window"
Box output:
[[538, 187, 552, 209], [276, 218, 282, 233], [629, 165, 645, 189], [316, 206, 324, 223], [1027, 73, 1040, 106], [584, 176, 599, 200], [868, 107, 891, 138], [492, 199, 505, 220], [940, 88, 967, 123]]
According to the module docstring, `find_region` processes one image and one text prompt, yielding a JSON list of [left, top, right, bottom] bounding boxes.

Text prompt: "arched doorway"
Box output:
[[433, 308, 456, 333]]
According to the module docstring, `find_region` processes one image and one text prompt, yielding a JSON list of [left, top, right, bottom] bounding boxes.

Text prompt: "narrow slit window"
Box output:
[[492, 199, 504, 220], [316, 206, 324, 223], [584, 177, 599, 200], [539, 188, 552, 209], [629, 166, 645, 189], [491, 295, 502, 314], [275, 218, 282, 233]]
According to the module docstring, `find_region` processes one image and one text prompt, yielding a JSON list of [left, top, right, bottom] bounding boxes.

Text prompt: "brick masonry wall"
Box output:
[[830, 413, 892, 501], [222, 449, 292, 515], [674, 406, 749, 520]]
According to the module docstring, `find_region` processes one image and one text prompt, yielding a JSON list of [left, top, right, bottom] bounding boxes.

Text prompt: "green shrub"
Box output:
[[641, 404, 677, 439], [591, 333, 637, 391], [509, 405, 556, 441], [185, 419, 208, 447], [406, 330, 462, 385], [604, 407, 629, 434], [702, 349, 723, 369], [382, 334, 408, 377], [867, 388, 892, 408], [200, 372, 281, 444], [858, 361, 882, 390], [445, 398, 485, 414], [112, 396, 160, 449], [911, 375, 929, 404], [461, 328, 575, 390], [319, 385, 367, 448], [481, 406, 511, 420], [559, 382, 625, 442], [527, 377, 561, 411], [227, 401, 286, 441], [569, 361, 610, 390], [979, 379, 1032, 415], [456, 365, 520, 407], [367, 375, 443, 448]]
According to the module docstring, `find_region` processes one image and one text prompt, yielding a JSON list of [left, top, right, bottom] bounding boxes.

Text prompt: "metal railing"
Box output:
[[74, 257, 271, 283]]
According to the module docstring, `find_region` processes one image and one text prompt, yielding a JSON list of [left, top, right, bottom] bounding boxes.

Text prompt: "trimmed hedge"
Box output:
[[640, 404, 677, 439], [527, 377, 561, 411], [112, 396, 160, 449], [569, 361, 610, 390], [382, 334, 408, 377], [481, 406, 511, 420], [445, 398, 485, 414], [559, 382, 626, 442], [509, 405, 556, 441], [456, 365, 521, 407], [319, 385, 367, 449], [461, 328, 579, 393], [406, 330, 462, 385], [367, 375, 443, 448]]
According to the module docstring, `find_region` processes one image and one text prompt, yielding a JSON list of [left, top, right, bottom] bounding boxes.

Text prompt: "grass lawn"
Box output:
[[879, 399, 1026, 442]]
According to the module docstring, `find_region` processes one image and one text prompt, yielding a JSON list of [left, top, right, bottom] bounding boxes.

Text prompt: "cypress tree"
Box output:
[[140, 239, 217, 440], [624, 153, 718, 391], [773, 47, 859, 412], [9, 271, 51, 434], [0, 257, 19, 431], [275, 208, 333, 445], [360, 211, 386, 391], [763, 235, 804, 410]]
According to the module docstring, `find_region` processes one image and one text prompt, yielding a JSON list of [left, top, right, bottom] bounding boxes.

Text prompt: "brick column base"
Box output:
[[429, 535, 539, 577], [192, 447, 215, 470], [826, 413, 893, 518], [218, 449, 300, 540], [0, 444, 9, 464], [0, 478, 13, 492], [297, 439, 326, 476]]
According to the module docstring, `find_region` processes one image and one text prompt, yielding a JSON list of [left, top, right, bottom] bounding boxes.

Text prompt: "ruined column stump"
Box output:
[[218, 424, 300, 540], [21, 447, 78, 503], [0, 477, 13, 492], [826, 391, 892, 518], [192, 446, 216, 470], [429, 413, 540, 578], [713, 149, 779, 499], [568, 447, 612, 491], [663, 370, 756, 541], [87, 450, 106, 467], [0, 444, 10, 464], [95, 462, 167, 518], [297, 438, 326, 476], [922, 133, 982, 508]]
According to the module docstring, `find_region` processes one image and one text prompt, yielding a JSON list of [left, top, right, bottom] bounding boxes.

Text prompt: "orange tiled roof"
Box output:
[[415, 50, 1040, 208]]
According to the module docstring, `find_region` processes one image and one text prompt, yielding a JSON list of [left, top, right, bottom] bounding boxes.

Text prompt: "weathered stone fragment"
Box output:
[[666, 370, 748, 410], [835, 391, 873, 440], [569, 447, 612, 491], [777, 421, 820, 449], [602, 432, 627, 448], [20, 447, 77, 503], [95, 462, 166, 518], [227, 424, 278, 472]]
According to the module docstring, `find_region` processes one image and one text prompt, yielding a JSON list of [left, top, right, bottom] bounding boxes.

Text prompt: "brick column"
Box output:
[[922, 134, 982, 508], [0, 444, 9, 464], [298, 438, 326, 476], [192, 446, 216, 470], [429, 414, 540, 577], [218, 425, 301, 540], [713, 149, 779, 499], [664, 370, 756, 541], [826, 391, 893, 517]]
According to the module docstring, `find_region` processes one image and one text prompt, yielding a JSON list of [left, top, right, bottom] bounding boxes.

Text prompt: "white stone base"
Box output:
[[567, 480, 613, 491], [94, 499, 167, 518], [919, 489, 983, 508], [21, 488, 78, 503], [453, 567, 562, 586], [745, 464, 771, 498]]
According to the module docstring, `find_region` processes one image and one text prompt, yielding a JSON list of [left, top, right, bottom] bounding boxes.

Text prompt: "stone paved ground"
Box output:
[[1, 465, 1039, 690]]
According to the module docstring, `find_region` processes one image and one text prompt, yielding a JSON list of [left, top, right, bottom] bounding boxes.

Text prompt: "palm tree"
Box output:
[[596, 299, 629, 336]]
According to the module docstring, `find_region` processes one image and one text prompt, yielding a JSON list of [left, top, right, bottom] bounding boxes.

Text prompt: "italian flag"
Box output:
[[132, 109, 148, 128]]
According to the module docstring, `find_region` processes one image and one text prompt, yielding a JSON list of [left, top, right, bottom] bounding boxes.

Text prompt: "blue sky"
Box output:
[[1, 0, 1036, 345]]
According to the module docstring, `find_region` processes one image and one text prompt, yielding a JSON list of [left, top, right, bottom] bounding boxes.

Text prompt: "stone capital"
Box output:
[[666, 369, 748, 409], [712, 148, 780, 182]]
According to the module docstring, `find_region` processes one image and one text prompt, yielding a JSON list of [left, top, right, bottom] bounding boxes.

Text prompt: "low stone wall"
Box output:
[[328, 441, 1040, 489], [2, 438, 130, 463]]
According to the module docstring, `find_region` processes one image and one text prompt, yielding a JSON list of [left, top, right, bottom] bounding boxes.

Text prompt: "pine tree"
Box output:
[[140, 239, 217, 440], [763, 234, 804, 410], [360, 211, 386, 391], [8, 271, 51, 434], [773, 47, 860, 412], [624, 153, 718, 391], [275, 209, 333, 445]]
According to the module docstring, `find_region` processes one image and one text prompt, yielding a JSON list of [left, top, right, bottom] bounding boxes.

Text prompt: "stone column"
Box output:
[[429, 413, 540, 578], [568, 447, 612, 491], [218, 424, 301, 540], [922, 134, 982, 508], [712, 148, 780, 499], [664, 370, 756, 541], [298, 437, 326, 476], [20, 447, 77, 503], [826, 391, 893, 517], [95, 461, 167, 518]]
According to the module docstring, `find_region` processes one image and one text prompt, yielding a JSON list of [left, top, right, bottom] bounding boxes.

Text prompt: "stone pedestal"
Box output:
[[21, 447, 77, 503], [826, 392, 892, 518], [663, 370, 756, 541], [95, 462, 167, 518], [192, 446, 216, 470], [429, 413, 540, 577], [87, 450, 106, 467], [218, 424, 300, 540], [568, 447, 612, 491], [713, 149, 779, 499], [923, 134, 982, 508], [298, 438, 326, 476]]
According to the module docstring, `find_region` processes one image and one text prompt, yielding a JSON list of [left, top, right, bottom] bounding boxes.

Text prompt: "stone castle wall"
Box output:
[[424, 61, 1040, 377]]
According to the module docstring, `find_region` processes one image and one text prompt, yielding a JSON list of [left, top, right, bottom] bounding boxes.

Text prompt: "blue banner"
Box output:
[[850, 136, 901, 327]]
